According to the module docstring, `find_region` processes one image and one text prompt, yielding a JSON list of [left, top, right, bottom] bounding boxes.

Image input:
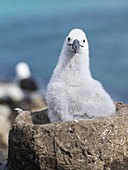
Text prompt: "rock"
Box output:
[[0, 104, 11, 170], [8, 102, 128, 170], [0, 82, 46, 112], [0, 160, 8, 170], [0, 82, 47, 162], [0, 82, 24, 103], [0, 105, 11, 148]]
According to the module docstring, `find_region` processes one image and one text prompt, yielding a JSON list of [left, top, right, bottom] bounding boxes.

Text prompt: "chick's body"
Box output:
[[46, 29, 116, 122]]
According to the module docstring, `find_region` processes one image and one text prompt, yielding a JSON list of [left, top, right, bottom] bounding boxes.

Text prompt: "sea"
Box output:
[[0, 0, 128, 103]]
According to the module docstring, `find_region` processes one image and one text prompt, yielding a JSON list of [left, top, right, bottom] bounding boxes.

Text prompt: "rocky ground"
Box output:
[[1, 102, 128, 169], [0, 82, 47, 170], [7, 102, 128, 170]]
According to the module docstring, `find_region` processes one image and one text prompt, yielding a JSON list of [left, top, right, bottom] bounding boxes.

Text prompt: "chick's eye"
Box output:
[[68, 37, 71, 41], [83, 39, 85, 43]]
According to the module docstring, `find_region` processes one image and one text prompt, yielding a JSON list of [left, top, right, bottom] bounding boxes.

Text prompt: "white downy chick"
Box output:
[[46, 28, 116, 122]]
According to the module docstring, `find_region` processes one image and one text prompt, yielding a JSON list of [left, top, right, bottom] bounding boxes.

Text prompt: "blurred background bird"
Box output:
[[15, 62, 39, 92]]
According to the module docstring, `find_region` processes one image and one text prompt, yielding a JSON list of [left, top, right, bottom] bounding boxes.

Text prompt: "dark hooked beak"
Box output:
[[72, 39, 80, 53]]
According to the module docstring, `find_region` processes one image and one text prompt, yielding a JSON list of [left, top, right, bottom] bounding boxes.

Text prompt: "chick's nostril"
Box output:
[[73, 39, 80, 46]]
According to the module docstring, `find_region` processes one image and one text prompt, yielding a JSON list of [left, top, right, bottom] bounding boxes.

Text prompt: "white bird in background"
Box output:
[[46, 28, 116, 122], [15, 62, 38, 92]]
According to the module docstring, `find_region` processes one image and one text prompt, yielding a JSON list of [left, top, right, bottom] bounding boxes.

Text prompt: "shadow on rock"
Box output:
[[31, 109, 50, 125], [109, 156, 128, 170]]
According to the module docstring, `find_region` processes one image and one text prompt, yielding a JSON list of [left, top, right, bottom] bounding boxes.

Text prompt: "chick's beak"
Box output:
[[72, 39, 80, 53]]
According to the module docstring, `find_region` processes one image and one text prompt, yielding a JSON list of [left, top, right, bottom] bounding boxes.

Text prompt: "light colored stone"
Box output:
[[0, 105, 11, 148]]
